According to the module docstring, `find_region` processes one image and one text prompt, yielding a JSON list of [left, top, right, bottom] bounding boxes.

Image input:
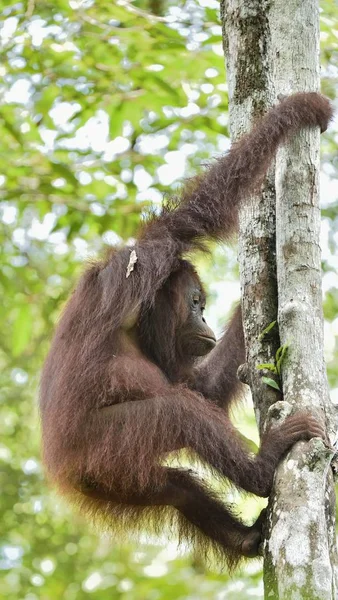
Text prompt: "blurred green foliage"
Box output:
[[0, 1, 337, 598]]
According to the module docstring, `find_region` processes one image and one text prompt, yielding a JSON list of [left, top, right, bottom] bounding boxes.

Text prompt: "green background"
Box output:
[[1, 1, 337, 598]]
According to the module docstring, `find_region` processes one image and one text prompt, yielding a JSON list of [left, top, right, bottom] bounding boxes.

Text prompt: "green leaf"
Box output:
[[256, 363, 277, 372], [259, 320, 277, 339], [50, 162, 79, 187], [262, 376, 281, 391], [276, 343, 289, 375]]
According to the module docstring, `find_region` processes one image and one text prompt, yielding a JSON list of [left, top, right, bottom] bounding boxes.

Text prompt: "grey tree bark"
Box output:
[[221, 0, 337, 598], [221, 0, 281, 431]]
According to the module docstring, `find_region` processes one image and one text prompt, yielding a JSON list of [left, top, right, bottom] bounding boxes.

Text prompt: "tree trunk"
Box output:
[[266, 1, 338, 598], [221, 0, 281, 431], [221, 0, 338, 598]]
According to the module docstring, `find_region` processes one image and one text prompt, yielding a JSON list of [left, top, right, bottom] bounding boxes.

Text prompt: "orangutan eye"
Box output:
[[193, 295, 200, 306]]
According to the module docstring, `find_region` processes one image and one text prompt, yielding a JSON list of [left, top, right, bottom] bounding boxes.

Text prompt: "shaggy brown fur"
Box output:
[[40, 93, 331, 569]]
